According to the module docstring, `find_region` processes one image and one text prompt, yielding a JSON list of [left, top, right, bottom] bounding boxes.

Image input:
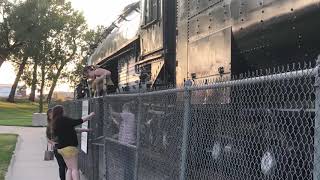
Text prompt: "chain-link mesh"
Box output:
[[103, 95, 139, 180], [185, 67, 316, 180], [105, 139, 136, 180], [54, 62, 319, 180], [137, 91, 184, 180]]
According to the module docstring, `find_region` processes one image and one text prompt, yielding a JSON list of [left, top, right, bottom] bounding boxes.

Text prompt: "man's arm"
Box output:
[[111, 116, 120, 126], [82, 112, 95, 123], [109, 105, 122, 125], [47, 138, 57, 145], [111, 111, 121, 119]]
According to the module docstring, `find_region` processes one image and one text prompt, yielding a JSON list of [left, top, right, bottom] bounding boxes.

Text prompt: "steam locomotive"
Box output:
[[81, 0, 320, 94], [78, 0, 320, 179]]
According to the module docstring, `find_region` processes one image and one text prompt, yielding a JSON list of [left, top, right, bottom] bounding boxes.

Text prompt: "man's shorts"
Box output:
[[57, 146, 79, 159]]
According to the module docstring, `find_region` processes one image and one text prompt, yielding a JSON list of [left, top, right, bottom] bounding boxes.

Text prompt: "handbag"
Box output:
[[44, 126, 54, 161], [44, 143, 54, 161]]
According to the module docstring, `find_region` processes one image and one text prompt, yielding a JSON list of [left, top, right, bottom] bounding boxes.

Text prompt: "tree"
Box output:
[[46, 2, 88, 103], [39, 41, 53, 112], [0, 0, 23, 68], [7, 54, 28, 102], [5, 0, 100, 108], [5, 0, 62, 102], [28, 58, 38, 101]]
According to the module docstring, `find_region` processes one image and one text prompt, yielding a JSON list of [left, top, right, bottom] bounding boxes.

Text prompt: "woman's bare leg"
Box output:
[[64, 156, 80, 180], [66, 168, 72, 180]]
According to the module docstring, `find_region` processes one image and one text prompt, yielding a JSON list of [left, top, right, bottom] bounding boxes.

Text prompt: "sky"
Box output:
[[0, 0, 138, 91]]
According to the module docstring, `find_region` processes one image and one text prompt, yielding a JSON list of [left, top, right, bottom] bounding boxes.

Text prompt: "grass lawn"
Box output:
[[0, 100, 43, 126], [0, 134, 18, 180]]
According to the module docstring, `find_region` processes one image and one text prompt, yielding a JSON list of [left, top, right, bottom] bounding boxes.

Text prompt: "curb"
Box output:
[[5, 135, 21, 180]]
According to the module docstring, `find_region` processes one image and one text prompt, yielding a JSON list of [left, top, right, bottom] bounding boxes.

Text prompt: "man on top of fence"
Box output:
[[83, 65, 115, 97]]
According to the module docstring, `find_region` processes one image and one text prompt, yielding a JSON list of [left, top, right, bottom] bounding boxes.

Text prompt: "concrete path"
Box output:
[[0, 126, 59, 180], [0, 126, 87, 180]]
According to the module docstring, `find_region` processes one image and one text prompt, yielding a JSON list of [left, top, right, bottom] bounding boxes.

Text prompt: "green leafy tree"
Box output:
[[6, 0, 63, 102], [46, 2, 88, 103], [0, 0, 24, 68]]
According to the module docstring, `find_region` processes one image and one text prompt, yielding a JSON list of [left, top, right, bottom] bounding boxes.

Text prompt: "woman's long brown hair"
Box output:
[[47, 108, 53, 125], [46, 108, 53, 139], [52, 105, 64, 132]]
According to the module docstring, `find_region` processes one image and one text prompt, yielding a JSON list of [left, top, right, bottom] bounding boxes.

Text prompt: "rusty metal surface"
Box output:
[[139, 0, 176, 89], [188, 27, 231, 81], [140, 0, 164, 57], [118, 52, 140, 92]]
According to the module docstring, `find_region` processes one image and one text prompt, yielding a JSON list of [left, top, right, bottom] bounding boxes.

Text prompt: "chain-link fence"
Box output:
[[53, 59, 320, 180]]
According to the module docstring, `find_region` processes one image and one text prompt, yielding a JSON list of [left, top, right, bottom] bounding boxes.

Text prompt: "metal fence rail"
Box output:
[[53, 60, 320, 180]]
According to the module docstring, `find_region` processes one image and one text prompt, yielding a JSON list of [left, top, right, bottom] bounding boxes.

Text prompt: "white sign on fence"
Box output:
[[81, 100, 89, 153]]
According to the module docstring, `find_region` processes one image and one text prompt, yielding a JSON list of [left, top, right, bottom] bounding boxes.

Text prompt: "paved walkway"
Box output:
[[0, 126, 87, 180]]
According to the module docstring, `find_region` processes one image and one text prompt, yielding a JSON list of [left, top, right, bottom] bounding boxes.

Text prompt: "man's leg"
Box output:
[[92, 79, 98, 97], [95, 78, 105, 96], [54, 149, 67, 180]]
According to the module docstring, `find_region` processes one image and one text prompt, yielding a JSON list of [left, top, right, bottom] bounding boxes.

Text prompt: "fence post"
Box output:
[[180, 80, 192, 180], [134, 94, 142, 180], [314, 55, 320, 180]]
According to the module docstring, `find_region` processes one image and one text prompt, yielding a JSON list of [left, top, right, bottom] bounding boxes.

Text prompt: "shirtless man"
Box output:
[[83, 66, 114, 96]]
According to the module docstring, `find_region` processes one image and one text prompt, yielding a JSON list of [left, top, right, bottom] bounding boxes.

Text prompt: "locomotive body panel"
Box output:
[[176, 0, 320, 84], [89, 2, 141, 66], [188, 27, 231, 80], [140, 0, 164, 56], [139, 0, 176, 88], [117, 49, 140, 92]]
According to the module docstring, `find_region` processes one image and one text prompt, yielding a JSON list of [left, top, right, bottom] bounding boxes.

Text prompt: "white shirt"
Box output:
[[119, 112, 136, 145]]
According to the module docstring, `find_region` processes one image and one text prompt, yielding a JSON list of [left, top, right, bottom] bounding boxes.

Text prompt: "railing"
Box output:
[[55, 57, 320, 180]]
